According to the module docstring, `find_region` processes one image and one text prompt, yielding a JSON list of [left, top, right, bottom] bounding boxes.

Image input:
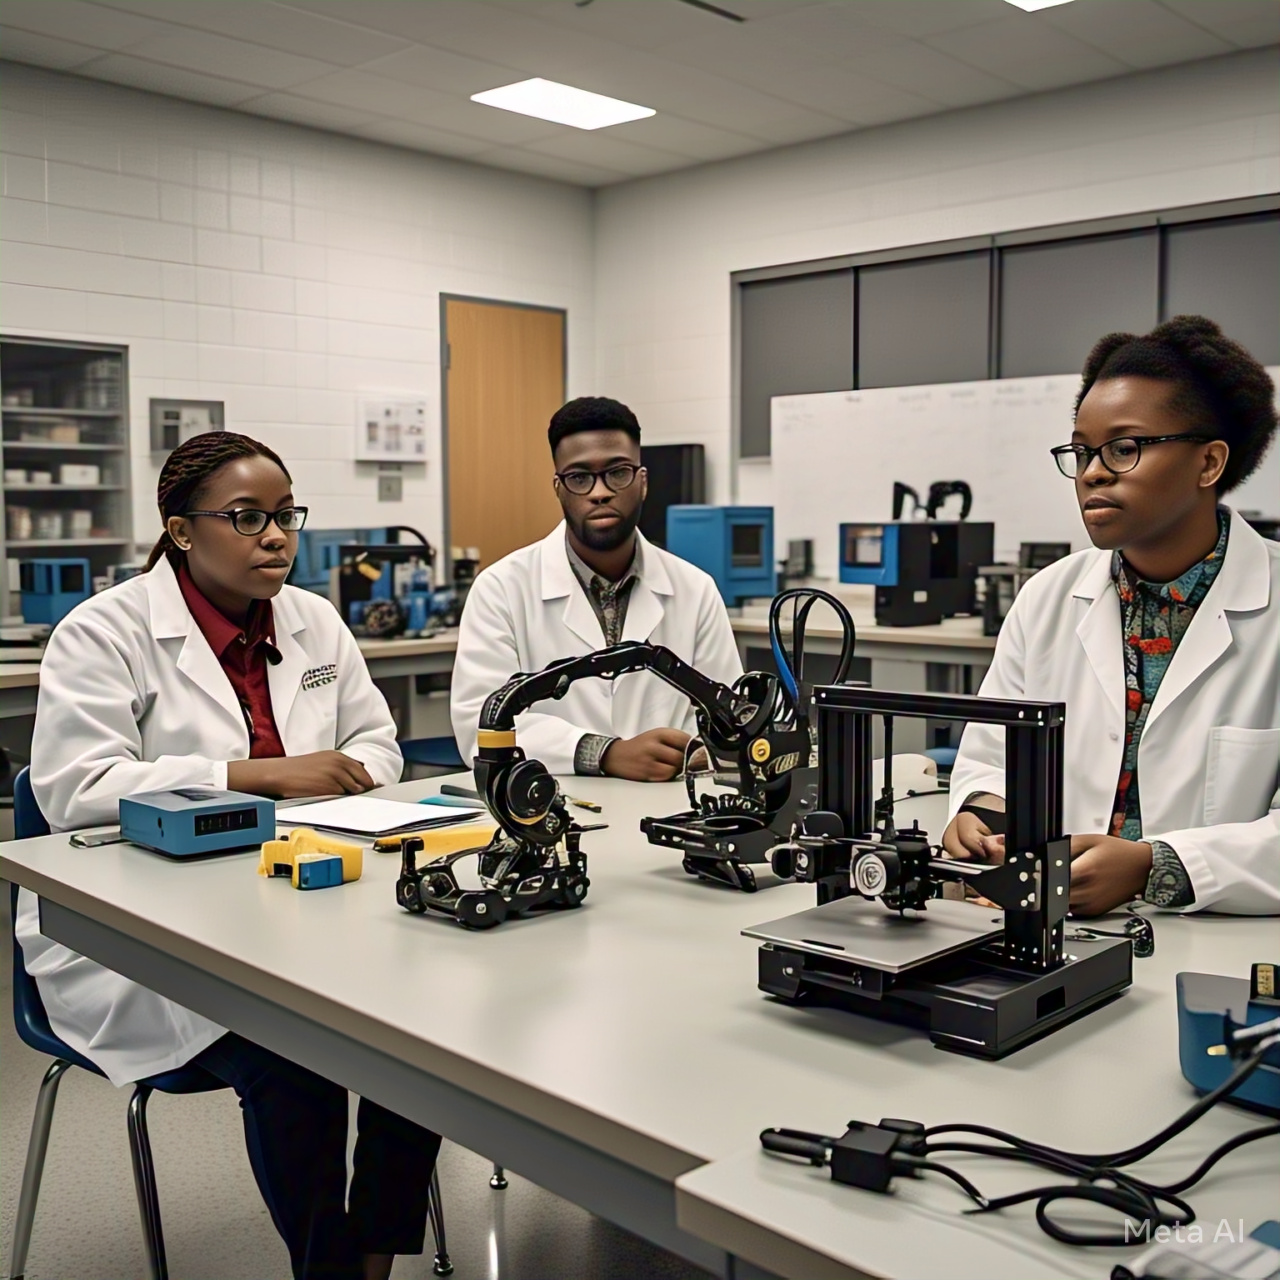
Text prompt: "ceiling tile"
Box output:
[[278, 0, 529, 49], [741, 22, 1021, 110], [1205, 10, 1280, 47], [93, 0, 412, 66], [472, 144, 630, 187], [0, 0, 165, 48], [1156, 0, 1280, 32], [0, 25, 106, 70], [841, 0, 1014, 40], [287, 70, 561, 144], [927, 14, 1132, 91], [774, 64, 947, 124], [347, 118, 493, 159], [1038, 0, 1232, 69], [74, 51, 264, 106], [526, 128, 698, 178], [113, 29, 339, 90], [546, 48, 852, 140], [606, 113, 769, 162], [487, 0, 760, 53], [355, 44, 521, 96], [239, 91, 383, 132]]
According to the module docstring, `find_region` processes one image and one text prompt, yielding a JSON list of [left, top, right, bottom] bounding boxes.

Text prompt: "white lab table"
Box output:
[[3, 779, 1273, 1280]]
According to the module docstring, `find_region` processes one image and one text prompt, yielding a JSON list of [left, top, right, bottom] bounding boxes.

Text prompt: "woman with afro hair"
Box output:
[[944, 315, 1278, 916]]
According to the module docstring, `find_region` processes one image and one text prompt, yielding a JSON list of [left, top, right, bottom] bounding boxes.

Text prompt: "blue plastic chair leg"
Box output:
[[9, 1058, 73, 1280], [127, 1084, 168, 1280]]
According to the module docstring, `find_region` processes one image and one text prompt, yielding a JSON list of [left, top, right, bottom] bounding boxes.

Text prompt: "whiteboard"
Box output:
[[771, 371, 1280, 579]]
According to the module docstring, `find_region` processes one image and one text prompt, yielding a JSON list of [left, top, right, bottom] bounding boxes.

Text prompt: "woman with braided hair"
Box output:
[[20, 431, 441, 1280], [944, 315, 1279, 916]]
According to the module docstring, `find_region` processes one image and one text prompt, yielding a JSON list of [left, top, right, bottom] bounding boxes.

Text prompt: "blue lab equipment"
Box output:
[[290, 528, 394, 594], [666, 506, 775, 606], [119, 788, 276, 858], [19, 558, 91, 626], [1177, 969, 1280, 1115]]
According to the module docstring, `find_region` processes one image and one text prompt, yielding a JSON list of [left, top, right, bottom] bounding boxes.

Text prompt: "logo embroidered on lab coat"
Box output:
[[301, 664, 337, 691]]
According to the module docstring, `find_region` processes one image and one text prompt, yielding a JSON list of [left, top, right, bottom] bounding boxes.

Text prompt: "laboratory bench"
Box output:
[[3, 775, 1273, 1280]]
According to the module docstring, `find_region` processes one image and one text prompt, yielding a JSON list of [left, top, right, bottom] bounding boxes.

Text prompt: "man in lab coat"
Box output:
[[452, 396, 742, 780], [943, 316, 1278, 916]]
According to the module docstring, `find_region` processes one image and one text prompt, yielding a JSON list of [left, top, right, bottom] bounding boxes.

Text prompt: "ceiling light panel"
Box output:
[[1003, 0, 1078, 10], [470, 77, 655, 130]]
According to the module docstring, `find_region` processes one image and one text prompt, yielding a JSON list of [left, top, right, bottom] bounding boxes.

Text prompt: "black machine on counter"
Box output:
[[395, 590, 856, 925], [750, 685, 1133, 1057], [975, 541, 1072, 636], [839, 482, 994, 627]]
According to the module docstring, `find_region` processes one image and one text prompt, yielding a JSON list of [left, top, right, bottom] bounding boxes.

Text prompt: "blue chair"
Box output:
[[399, 732, 465, 778], [8, 769, 453, 1278], [399, 736, 467, 771]]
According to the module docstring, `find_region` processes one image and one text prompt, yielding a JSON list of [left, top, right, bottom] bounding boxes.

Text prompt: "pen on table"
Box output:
[[439, 784, 481, 800]]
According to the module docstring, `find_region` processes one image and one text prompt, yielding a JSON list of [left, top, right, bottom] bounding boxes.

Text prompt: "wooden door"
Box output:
[[444, 298, 565, 568]]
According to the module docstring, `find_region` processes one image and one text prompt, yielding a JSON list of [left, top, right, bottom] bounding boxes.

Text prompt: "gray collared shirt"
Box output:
[[566, 534, 642, 774]]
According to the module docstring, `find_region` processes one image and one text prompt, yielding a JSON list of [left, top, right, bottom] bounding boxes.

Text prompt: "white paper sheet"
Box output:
[[277, 796, 486, 837]]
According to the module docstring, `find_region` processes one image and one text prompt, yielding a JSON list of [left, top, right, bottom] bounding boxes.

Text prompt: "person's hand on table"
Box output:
[[1067, 833, 1152, 917], [942, 799, 1006, 907], [228, 752, 376, 799], [602, 728, 691, 782]]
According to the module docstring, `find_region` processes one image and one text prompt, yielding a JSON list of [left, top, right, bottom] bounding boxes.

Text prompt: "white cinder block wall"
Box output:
[[594, 47, 1280, 507], [0, 61, 594, 559]]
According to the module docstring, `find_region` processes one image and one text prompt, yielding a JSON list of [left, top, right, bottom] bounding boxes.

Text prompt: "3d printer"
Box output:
[[748, 685, 1133, 1057]]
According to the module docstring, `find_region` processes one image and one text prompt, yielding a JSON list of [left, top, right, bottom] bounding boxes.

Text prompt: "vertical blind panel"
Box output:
[[1163, 214, 1280, 365], [858, 251, 991, 389], [740, 269, 854, 458], [999, 231, 1159, 378]]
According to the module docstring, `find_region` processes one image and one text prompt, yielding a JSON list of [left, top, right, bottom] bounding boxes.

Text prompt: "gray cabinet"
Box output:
[[0, 338, 132, 620]]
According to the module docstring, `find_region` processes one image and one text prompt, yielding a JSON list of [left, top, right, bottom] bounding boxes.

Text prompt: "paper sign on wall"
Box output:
[[355, 397, 428, 463]]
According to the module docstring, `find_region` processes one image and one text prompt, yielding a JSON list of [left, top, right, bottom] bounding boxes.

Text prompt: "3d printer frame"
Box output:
[[757, 685, 1133, 1057]]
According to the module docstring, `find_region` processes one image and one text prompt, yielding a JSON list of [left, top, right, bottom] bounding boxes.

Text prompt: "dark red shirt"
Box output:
[[177, 561, 286, 759]]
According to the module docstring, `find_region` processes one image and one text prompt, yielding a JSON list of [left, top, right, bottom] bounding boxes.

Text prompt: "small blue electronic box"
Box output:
[[119, 788, 276, 858], [666, 506, 775, 606], [20, 558, 91, 626]]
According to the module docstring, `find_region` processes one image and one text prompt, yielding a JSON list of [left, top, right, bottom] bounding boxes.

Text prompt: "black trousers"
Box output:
[[192, 1031, 442, 1280]]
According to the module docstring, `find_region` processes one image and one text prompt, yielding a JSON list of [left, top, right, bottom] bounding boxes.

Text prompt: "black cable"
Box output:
[[923, 1040, 1274, 1168], [1159, 1121, 1280, 1195], [912, 1038, 1280, 1246], [901, 1158, 989, 1209]]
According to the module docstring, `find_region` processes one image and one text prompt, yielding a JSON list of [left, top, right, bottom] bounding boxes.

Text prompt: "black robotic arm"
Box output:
[[474, 641, 810, 847]]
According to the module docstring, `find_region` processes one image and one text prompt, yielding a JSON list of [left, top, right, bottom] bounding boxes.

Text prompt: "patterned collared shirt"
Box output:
[[1111, 509, 1230, 908], [566, 536, 641, 775]]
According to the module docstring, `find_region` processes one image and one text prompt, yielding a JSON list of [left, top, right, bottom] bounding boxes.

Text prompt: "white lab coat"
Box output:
[[17, 556, 402, 1085], [451, 523, 743, 773], [949, 508, 1280, 914]]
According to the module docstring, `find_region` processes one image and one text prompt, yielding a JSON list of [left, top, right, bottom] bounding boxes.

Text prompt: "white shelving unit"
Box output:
[[0, 338, 133, 620]]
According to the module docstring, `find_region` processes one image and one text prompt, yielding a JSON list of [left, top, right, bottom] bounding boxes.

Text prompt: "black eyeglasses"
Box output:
[[182, 506, 309, 536], [554, 464, 643, 497], [1050, 434, 1214, 479]]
